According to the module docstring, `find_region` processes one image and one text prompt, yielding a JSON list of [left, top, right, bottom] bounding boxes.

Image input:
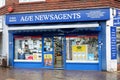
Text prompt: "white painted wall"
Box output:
[[0, 33, 2, 55], [0, 16, 3, 56], [2, 16, 9, 65], [106, 8, 117, 72]]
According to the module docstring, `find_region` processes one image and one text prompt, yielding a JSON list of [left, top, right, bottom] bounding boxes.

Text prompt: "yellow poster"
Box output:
[[33, 53, 37, 60], [72, 45, 87, 60], [72, 45, 87, 53], [44, 54, 52, 66]]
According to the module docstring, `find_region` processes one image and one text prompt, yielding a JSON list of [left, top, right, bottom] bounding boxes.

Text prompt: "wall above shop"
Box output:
[[0, 0, 120, 15]]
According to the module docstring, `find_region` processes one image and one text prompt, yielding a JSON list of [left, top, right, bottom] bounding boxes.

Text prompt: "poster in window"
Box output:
[[44, 54, 52, 66], [72, 45, 87, 60], [88, 53, 94, 60]]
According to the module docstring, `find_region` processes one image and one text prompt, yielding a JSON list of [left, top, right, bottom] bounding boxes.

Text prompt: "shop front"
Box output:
[[114, 9, 120, 71], [6, 8, 110, 70], [13, 35, 65, 69]]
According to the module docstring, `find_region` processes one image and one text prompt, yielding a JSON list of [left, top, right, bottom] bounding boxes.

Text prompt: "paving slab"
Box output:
[[0, 67, 120, 80]]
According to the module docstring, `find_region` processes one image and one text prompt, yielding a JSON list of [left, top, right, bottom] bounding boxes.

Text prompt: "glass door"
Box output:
[[54, 36, 64, 68], [43, 36, 65, 69], [43, 37, 54, 68]]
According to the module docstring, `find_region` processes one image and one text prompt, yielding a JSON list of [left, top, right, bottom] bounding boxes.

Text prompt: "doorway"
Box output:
[[117, 27, 120, 71], [43, 36, 64, 69], [54, 36, 64, 68]]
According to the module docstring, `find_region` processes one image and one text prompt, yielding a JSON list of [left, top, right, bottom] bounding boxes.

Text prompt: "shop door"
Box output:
[[43, 36, 65, 69], [43, 37, 54, 68], [54, 36, 64, 69]]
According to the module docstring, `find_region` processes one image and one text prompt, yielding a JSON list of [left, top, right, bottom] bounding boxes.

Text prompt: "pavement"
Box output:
[[0, 67, 120, 80]]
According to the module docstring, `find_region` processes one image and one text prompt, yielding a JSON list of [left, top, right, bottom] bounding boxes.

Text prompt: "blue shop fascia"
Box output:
[[6, 8, 110, 70]]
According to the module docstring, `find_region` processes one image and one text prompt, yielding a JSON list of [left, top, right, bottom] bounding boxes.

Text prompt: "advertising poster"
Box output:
[[88, 53, 94, 60], [111, 27, 117, 59], [72, 45, 87, 53], [72, 45, 87, 60], [44, 54, 53, 66]]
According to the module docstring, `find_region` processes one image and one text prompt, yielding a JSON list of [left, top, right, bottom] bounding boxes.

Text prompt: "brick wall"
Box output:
[[0, 0, 120, 15], [6, 0, 19, 5], [46, 0, 65, 2]]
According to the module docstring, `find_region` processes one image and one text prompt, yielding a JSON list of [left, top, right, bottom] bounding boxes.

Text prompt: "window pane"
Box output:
[[19, 0, 45, 3], [0, 0, 5, 7], [66, 35, 98, 61], [44, 38, 53, 52], [14, 36, 42, 61]]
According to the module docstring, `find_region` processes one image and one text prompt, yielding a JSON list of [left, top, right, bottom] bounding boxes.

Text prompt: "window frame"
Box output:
[[14, 36, 42, 62], [66, 35, 99, 63], [19, 0, 46, 3]]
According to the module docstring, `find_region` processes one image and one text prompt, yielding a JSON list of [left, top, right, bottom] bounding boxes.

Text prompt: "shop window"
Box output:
[[19, 0, 45, 3], [14, 36, 42, 61], [66, 35, 98, 62]]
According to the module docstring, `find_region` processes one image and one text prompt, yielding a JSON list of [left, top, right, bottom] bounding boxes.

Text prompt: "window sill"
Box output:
[[66, 60, 99, 63], [14, 60, 42, 62]]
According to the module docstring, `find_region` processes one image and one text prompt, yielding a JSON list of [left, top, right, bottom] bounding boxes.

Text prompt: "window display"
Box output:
[[14, 36, 42, 61], [44, 38, 53, 52], [66, 35, 98, 62]]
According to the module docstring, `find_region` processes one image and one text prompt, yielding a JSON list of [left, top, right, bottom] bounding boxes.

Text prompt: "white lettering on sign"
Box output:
[[35, 15, 49, 21], [114, 17, 120, 26], [117, 10, 120, 16], [86, 11, 105, 18], [9, 17, 17, 22], [6, 8, 109, 25], [20, 16, 34, 22], [33, 13, 81, 21]]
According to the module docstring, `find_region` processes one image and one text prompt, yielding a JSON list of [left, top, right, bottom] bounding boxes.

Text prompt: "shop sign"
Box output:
[[116, 9, 120, 16], [6, 8, 110, 25], [111, 27, 117, 59], [114, 16, 120, 26], [114, 9, 120, 26]]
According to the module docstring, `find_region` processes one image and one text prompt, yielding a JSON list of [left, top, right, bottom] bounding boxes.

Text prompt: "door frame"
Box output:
[[42, 37, 54, 69], [54, 36, 66, 69], [42, 36, 66, 69]]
